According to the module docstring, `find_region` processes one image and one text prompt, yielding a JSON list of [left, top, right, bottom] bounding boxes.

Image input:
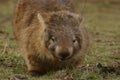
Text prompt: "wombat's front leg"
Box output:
[[25, 55, 45, 76]]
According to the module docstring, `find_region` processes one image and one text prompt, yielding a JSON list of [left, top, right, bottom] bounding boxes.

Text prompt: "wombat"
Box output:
[[14, 0, 89, 75]]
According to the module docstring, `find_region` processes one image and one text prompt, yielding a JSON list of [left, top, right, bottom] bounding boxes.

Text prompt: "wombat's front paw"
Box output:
[[27, 70, 42, 76]]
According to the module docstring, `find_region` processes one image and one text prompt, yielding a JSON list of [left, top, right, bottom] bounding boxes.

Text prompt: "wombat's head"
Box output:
[[37, 11, 83, 61]]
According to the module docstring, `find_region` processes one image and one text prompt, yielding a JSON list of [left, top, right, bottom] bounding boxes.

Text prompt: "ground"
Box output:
[[0, 0, 120, 80]]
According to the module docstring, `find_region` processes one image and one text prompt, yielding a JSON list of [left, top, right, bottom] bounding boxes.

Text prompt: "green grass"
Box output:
[[0, 1, 120, 80]]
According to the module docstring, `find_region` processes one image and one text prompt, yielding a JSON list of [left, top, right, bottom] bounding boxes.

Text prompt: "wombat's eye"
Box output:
[[73, 39, 78, 44], [48, 36, 56, 52], [50, 36, 55, 42], [73, 37, 79, 49]]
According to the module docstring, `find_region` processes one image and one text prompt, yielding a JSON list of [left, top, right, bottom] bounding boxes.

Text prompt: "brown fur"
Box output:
[[14, 0, 89, 75]]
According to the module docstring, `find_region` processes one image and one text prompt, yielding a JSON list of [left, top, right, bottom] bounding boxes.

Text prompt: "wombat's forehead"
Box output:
[[46, 14, 80, 27], [46, 26, 76, 37], [46, 23, 80, 37]]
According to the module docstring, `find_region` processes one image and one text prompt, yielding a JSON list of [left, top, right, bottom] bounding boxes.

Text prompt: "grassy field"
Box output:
[[0, 0, 120, 80]]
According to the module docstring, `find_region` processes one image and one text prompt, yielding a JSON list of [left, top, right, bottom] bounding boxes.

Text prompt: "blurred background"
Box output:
[[0, 0, 120, 80]]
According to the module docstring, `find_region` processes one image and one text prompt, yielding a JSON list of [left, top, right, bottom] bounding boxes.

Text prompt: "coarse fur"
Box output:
[[14, 0, 89, 75]]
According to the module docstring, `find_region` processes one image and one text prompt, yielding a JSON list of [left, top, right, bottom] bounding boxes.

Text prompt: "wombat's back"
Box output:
[[14, 0, 76, 40]]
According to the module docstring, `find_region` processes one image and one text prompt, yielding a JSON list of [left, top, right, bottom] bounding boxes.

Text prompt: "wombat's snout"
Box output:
[[59, 51, 70, 60], [55, 46, 73, 61]]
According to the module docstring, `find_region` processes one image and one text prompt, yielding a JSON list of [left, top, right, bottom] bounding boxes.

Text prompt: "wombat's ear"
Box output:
[[72, 13, 83, 23], [37, 13, 46, 27], [79, 17, 83, 23]]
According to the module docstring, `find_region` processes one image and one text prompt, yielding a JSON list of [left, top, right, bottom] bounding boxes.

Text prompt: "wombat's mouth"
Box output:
[[54, 54, 74, 62], [58, 57, 71, 62]]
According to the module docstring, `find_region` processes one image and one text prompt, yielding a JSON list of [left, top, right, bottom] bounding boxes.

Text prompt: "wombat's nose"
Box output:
[[59, 51, 70, 60]]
